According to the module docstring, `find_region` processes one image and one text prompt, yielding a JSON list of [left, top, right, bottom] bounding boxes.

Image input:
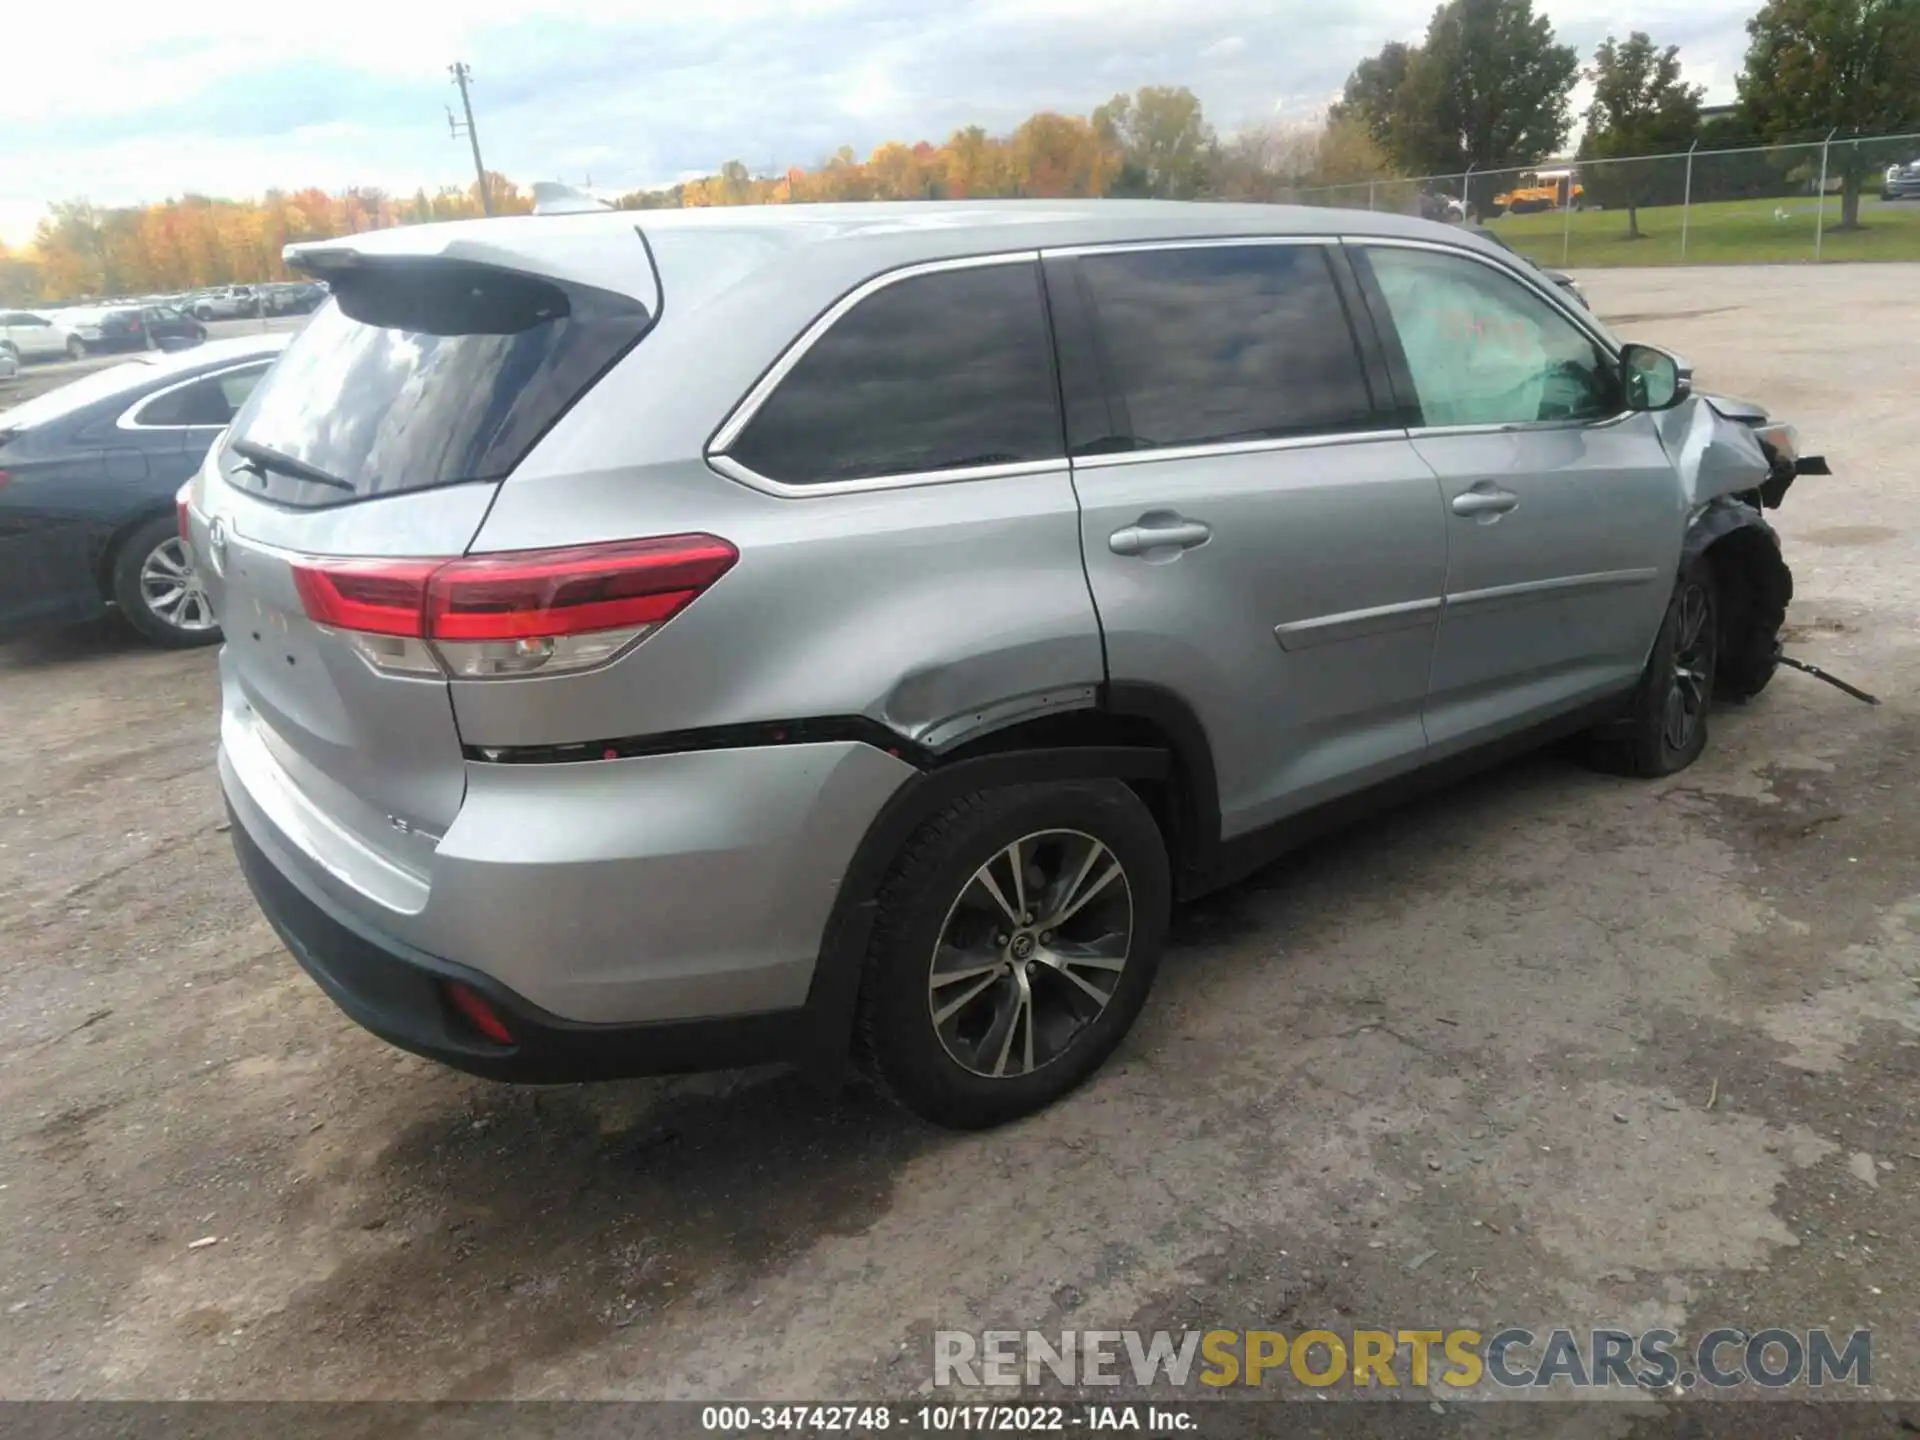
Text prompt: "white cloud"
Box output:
[[0, 0, 1761, 245]]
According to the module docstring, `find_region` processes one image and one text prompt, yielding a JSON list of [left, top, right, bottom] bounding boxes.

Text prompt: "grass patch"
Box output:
[[1488, 195, 1920, 267]]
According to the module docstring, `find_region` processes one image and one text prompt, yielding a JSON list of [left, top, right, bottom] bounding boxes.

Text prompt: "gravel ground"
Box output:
[[1, 265, 1918, 1433]]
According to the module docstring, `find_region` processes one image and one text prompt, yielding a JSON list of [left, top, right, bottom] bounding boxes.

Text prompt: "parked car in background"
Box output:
[[1884, 160, 1920, 200], [62, 306, 152, 355], [141, 304, 209, 349], [189, 286, 262, 320], [0, 309, 83, 363], [197, 202, 1812, 1128], [261, 281, 329, 316], [0, 335, 286, 646]]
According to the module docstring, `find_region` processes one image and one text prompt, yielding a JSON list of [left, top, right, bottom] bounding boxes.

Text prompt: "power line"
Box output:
[[447, 62, 492, 216]]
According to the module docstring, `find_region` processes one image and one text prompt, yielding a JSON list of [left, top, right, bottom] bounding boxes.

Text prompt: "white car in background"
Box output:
[[0, 309, 83, 363]]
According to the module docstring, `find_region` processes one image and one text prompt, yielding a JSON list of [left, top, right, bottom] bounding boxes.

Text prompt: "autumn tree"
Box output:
[[0, 242, 44, 305], [1738, 0, 1920, 227], [1009, 114, 1109, 196], [1092, 86, 1217, 197], [1214, 115, 1397, 202], [945, 126, 1012, 197], [1578, 34, 1704, 237]]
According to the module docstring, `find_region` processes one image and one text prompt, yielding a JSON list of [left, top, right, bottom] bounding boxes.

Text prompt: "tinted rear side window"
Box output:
[[726, 261, 1061, 486], [135, 365, 267, 427], [228, 260, 651, 506], [1069, 244, 1375, 453]]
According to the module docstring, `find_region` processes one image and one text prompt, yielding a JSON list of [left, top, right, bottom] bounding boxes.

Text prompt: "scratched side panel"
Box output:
[[450, 457, 1105, 750]]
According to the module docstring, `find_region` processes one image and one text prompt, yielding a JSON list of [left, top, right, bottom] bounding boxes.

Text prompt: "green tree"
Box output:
[[1091, 86, 1217, 198], [1738, 0, 1920, 227], [1347, 0, 1578, 206], [1330, 41, 1418, 157], [1578, 33, 1704, 237]]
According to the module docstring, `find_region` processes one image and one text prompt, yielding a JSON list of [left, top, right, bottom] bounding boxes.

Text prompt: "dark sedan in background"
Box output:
[[0, 335, 286, 646], [66, 304, 209, 355]]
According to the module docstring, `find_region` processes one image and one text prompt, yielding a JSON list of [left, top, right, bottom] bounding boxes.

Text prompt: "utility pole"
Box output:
[[447, 62, 492, 216]]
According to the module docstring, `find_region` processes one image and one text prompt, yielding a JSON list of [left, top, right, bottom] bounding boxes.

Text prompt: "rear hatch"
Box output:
[[198, 240, 658, 896]]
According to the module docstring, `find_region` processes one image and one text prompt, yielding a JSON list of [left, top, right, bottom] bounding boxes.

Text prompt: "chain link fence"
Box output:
[[1271, 132, 1920, 268]]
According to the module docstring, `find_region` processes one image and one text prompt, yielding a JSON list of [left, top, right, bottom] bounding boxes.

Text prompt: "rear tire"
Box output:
[[1580, 556, 1719, 778], [855, 780, 1170, 1129], [65, 336, 85, 360], [112, 514, 223, 649]]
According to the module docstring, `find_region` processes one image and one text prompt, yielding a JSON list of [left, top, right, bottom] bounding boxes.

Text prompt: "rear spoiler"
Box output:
[[283, 215, 659, 314]]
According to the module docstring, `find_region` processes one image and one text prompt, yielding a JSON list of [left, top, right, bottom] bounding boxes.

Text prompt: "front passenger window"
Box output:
[[1364, 247, 1617, 428]]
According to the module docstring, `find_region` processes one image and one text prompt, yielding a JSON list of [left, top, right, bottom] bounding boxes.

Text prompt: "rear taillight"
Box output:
[[289, 535, 737, 679], [176, 494, 190, 543]]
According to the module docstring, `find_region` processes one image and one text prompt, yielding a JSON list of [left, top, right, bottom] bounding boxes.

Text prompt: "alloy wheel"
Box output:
[[139, 537, 217, 634], [927, 829, 1134, 1079], [1663, 580, 1715, 751]]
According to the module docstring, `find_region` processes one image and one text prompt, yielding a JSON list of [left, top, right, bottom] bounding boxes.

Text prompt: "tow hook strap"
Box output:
[[1777, 652, 1880, 706]]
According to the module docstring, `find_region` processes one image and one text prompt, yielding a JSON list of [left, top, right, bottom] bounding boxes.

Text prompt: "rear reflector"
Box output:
[[289, 535, 738, 678], [444, 982, 513, 1045]]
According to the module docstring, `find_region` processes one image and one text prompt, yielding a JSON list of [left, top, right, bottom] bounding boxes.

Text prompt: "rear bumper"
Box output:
[[230, 815, 810, 1082], [219, 689, 916, 1063]]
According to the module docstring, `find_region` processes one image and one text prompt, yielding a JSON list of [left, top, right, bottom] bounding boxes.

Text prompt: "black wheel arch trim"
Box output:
[[801, 743, 1172, 1077]]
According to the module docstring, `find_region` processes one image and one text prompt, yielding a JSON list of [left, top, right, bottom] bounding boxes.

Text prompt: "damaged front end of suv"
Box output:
[[1655, 379, 1831, 706]]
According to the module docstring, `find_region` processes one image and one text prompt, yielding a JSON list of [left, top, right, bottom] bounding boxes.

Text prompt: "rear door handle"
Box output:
[[1450, 488, 1520, 518], [1109, 517, 1213, 557]]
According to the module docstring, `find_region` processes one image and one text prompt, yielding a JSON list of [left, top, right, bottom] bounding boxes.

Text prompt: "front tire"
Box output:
[[855, 780, 1170, 1129], [1582, 556, 1719, 777], [112, 515, 222, 648]]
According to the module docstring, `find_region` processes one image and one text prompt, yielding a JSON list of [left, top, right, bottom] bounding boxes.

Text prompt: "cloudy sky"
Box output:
[[2, 0, 1760, 245]]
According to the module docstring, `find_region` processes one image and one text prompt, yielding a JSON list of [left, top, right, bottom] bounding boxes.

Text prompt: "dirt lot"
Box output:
[[3, 265, 1918, 1427]]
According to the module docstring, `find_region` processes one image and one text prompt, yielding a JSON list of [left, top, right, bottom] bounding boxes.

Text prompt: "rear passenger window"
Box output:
[[135, 366, 266, 427], [1068, 245, 1375, 454], [726, 261, 1062, 486]]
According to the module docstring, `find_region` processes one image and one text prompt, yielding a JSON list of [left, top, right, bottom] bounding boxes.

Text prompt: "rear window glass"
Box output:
[[227, 260, 652, 505]]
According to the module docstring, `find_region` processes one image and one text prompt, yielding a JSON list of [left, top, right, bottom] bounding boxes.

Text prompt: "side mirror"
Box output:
[[1619, 342, 1691, 411]]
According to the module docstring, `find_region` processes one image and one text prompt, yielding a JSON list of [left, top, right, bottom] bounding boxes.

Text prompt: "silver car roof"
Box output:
[[285, 200, 1508, 304]]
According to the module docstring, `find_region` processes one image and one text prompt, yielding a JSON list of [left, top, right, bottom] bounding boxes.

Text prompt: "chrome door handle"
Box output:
[[1109, 518, 1213, 557], [1451, 488, 1519, 517]]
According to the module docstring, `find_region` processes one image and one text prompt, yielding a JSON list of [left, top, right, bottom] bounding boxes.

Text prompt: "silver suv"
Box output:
[[188, 202, 1814, 1128]]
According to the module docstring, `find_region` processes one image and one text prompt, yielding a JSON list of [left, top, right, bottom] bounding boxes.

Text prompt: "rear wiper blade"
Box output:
[[229, 437, 354, 492]]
